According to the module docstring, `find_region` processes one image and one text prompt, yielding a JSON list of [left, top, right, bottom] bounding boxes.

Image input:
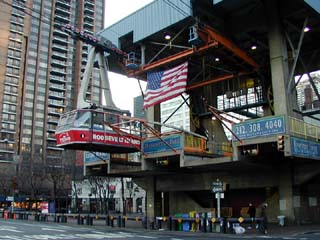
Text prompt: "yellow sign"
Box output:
[[211, 217, 216, 223], [238, 217, 244, 223]]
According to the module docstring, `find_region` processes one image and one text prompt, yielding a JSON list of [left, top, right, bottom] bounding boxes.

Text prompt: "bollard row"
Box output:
[[0, 211, 266, 234]]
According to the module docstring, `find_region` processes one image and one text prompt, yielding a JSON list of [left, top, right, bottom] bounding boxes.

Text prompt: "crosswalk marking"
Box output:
[[0, 226, 22, 233], [0, 232, 159, 240], [41, 228, 66, 232]]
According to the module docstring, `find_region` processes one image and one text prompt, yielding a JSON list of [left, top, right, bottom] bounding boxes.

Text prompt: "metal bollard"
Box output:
[[122, 216, 126, 228], [142, 216, 148, 229], [106, 215, 110, 226], [167, 217, 172, 231], [117, 216, 122, 227], [110, 216, 114, 227], [221, 219, 226, 233], [202, 217, 207, 232]]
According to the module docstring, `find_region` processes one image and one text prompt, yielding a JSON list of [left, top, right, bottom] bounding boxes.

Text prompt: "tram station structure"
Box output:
[[56, 0, 320, 224]]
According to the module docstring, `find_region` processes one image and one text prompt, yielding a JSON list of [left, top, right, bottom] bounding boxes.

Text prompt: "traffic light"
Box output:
[[277, 135, 285, 151]]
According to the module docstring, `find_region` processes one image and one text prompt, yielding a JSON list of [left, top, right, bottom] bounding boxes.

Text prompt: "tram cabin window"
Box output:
[[92, 112, 104, 130], [74, 111, 91, 128], [104, 113, 118, 130]]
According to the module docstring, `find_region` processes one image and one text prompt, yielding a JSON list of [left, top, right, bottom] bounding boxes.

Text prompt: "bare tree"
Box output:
[[86, 176, 118, 214], [47, 164, 70, 212], [17, 157, 47, 210], [0, 167, 15, 206]]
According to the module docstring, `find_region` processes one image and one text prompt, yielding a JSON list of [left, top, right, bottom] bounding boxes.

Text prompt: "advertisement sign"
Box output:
[[84, 152, 110, 163], [290, 137, 320, 160], [232, 115, 286, 140], [41, 202, 49, 214], [143, 134, 182, 154]]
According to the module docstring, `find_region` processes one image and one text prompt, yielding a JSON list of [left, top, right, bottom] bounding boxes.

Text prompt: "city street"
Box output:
[[0, 219, 319, 240]]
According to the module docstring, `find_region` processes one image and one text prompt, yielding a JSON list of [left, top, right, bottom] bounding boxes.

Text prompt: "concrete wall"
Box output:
[[169, 191, 207, 215]]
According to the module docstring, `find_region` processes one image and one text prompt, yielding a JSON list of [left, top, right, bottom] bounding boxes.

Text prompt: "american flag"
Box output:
[[143, 62, 188, 109]]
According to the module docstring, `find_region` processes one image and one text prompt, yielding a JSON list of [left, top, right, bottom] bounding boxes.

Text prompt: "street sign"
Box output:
[[215, 192, 224, 198], [212, 180, 223, 193], [212, 179, 224, 218]]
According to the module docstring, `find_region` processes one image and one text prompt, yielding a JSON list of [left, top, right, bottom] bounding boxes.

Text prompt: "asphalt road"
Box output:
[[0, 219, 319, 240]]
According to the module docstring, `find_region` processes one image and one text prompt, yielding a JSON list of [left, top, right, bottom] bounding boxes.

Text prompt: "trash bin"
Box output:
[[277, 215, 285, 226]]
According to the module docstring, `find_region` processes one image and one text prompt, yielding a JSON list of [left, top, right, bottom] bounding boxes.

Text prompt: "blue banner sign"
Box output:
[[84, 152, 110, 163], [232, 115, 286, 141], [290, 137, 320, 160], [143, 134, 182, 154]]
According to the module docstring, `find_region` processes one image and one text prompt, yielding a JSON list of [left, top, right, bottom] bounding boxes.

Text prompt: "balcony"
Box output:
[[52, 51, 67, 60], [50, 67, 66, 76], [56, 0, 71, 9], [53, 36, 69, 46], [84, 0, 95, 8], [82, 51, 88, 58], [84, 8, 94, 16], [81, 59, 87, 65], [47, 125, 58, 133], [55, 7, 70, 17], [52, 43, 68, 53], [48, 116, 60, 124], [47, 144, 64, 151], [84, 15, 94, 23], [0, 152, 15, 162], [48, 107, 64, 116], [49, 83, 65, 91], [53, 29, 69, 38], [50, 75, 66, 84], [49, 91, 65, 100], [48, 99, 65, 108], [83, 21, 94, 29], [51, 59, 67, 68], [54, 14, 69, 24]]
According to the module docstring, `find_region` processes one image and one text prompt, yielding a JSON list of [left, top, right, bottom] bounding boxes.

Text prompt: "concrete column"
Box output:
[[145, 176, 156, 226], [140, 44, 146, 66], [279, 168, 295, 223], [266, 0, 294, 117]]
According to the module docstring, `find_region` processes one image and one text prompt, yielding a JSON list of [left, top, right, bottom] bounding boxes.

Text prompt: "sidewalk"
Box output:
[[99, 218, 320, 237]]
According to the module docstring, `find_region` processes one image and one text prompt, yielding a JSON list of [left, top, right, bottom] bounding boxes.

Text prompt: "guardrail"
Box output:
[[288, 117, 320, 140]]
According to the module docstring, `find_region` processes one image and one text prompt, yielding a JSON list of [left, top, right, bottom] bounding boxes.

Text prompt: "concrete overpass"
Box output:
[[86, 0, 320, 225]]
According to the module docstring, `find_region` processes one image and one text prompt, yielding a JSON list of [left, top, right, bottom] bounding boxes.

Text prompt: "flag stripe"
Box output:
[[143, 62, 188, 108]]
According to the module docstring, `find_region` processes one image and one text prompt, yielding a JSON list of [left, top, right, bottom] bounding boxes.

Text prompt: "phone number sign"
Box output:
[[232, 115, 286, 141]]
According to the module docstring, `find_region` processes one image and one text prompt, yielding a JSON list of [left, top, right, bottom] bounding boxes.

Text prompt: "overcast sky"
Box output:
[[104, 0, 153, 113]]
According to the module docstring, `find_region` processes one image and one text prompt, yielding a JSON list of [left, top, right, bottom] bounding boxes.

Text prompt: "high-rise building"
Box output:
[[0, 0, 104, 202], [133, 95, 146, 119], [160, 94, 190, 132]]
